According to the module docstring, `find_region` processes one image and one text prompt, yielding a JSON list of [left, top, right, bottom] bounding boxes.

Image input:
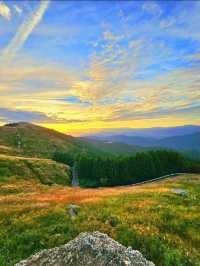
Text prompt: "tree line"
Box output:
[[53, 150, 200, 187]]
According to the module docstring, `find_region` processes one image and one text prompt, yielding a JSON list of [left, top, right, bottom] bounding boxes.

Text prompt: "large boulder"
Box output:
[[16, 231, 154, 266]]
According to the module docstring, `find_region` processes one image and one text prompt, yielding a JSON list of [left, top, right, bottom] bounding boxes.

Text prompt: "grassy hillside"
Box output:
[[0, 122, 139, 158], [0, 122, 104, 158], [0, 174, 199, 266], [0, 154, 71, 185]]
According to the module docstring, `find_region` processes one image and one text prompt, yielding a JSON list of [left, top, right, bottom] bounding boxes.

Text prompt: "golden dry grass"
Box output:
[[0, 174, 199, 266], [0, 154, 55, 162], [0, 174, 195, 207]]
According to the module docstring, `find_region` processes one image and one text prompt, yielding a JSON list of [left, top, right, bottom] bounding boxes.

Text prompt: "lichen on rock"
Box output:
[[15, 231, 154, 266]]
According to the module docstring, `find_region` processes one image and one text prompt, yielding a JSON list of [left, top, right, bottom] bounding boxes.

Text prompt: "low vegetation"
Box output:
[[0, 174, 199, 266], [0, 154, 71, 185]]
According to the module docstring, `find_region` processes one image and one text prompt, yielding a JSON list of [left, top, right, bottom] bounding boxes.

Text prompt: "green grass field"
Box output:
[[0, 154, 71, 185], [0, 174, 199, 266]]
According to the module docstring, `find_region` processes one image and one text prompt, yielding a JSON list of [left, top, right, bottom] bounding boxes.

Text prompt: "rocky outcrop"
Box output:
[[16, 231, 154, 266]]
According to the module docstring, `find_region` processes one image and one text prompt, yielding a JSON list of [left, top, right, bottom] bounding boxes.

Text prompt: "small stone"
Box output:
[[67, 204, 80, 218], [171, 188, 188, 196]]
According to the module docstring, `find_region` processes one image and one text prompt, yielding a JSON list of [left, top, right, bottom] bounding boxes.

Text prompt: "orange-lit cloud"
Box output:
[[0, 1, 11, 20], [0, 1, 200, 134]]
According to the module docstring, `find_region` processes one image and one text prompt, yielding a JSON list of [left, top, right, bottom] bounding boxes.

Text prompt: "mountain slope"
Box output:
[[82, 138, 143, 155], [0, 154, 71, 185], [0, 122, 105, 158], [95, 135, 156, 147], [0, 122, 143, 158], [157, 132, 200, 151]]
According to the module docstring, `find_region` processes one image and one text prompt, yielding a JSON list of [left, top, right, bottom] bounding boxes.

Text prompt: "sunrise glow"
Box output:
[[0, 1, 200, 134]]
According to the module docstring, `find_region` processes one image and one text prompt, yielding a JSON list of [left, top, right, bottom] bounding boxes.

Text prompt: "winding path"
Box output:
[[124, 172, 186, 187]]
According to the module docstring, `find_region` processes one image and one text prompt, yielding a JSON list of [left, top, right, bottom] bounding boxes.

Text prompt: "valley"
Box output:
[[0, 122, 200, 266]]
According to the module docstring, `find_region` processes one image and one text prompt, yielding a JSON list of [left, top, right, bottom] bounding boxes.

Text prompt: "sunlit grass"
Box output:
[[0, 174, 199, 266], [0, 154, 71, 185]]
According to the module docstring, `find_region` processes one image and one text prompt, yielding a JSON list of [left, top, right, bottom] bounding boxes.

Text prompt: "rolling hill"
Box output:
[[0, 122, 143, 186], [82, 138, 143, 155], [93, 135, 156, 147], [0, 122, 98, 158], [0, 122, 141, 159]]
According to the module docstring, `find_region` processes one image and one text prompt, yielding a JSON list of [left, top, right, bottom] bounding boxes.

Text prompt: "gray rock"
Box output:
[[171, 188, 188, 196], [15, 231, 154, 266], [67, 204, 80, 218]]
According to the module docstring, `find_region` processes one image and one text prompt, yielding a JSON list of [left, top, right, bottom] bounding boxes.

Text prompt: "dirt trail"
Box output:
[[0, 154, 54, 162]]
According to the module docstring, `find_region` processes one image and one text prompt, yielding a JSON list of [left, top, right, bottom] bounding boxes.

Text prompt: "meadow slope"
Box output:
[[0, 122, 140, 158], [0, 174, 199, 266], [0, 154, 71, 185]]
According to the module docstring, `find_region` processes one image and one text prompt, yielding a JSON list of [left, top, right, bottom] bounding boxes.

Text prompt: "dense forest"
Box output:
[[53, 150, 200, 187]]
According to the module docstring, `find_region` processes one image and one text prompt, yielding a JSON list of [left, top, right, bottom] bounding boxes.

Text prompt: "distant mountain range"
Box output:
[[83, 125, 200, 159], [84, 125, 200, 139], [88, 132, 200, 150], [155, 132, 200, 150]]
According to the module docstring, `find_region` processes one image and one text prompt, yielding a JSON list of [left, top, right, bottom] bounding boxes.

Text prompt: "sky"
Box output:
[[0, 0, 200, 135]]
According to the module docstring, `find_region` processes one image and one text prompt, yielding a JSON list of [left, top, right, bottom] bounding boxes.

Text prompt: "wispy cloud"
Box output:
[[1, 0, 50, 62], [0, 1, 11, 20], [13, 4, 23, 16], [142, 2, 162, 16], [0, 107, 52, 123], [71, 29, 139, 104]]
